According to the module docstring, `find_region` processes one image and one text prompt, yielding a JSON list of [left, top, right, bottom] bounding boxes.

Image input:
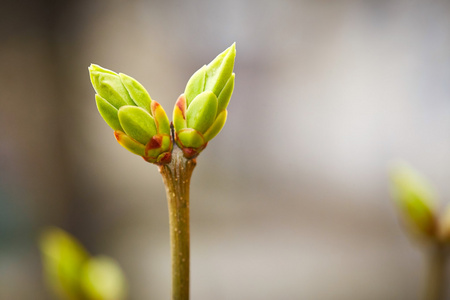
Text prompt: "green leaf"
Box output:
[[186, 91, 218, 134], [95, 95, 123, 131], [204, 110, 227, 142], [118, 106, 157, 145], [89, 65, 134, 109], [185, 65, 206, 107], [204, 43, 236, 97], [217, 73, 235, 114], [119, 73, 152, 112]]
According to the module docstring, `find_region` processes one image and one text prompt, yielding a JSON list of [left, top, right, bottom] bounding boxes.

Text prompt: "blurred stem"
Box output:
[[159, 147, 196, 300], [425, 243, 447, 300]]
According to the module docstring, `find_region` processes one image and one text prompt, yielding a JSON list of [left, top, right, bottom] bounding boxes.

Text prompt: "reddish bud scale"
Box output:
[[157, 152, 172, 164], [182, 148, 199, 159], [143, 152, 172, 165], [146, 135, 163, 151], [175, 133, 208, 159], [114, 131, 123, 141], [142, 134, 173, 164], [151, 101, 160, 118], [176, 96, 186, 119]]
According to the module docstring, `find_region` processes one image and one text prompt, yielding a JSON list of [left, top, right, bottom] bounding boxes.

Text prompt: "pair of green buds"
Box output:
[[390, 162, 450, 242], [89, 44, 236, 164]]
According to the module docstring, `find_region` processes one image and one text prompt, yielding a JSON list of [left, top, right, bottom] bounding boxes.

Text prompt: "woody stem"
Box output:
[[159, 146, 196, 300], [425, 243, 447, 300]]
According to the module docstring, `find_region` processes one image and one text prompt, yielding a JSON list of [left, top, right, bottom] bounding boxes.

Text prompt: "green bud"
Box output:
[[89, 64, 173, 164], [175, 43, 236, 159], [184, 43, 236, 103], [39, 227, 90, 300], [81, 256, 127, 300], [389, 162, 438, 238]]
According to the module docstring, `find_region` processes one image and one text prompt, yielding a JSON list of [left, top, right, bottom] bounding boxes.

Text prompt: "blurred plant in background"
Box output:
[[39, 228, 127, 300], [390, 162, 450, 300]]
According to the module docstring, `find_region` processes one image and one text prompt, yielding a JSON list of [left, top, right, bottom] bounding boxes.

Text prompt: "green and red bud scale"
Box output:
[[89, 43, 236, 163]]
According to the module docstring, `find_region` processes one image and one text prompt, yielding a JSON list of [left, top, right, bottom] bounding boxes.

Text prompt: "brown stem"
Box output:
[[159, 147, 196, 300], [425, 244, 447, 300]]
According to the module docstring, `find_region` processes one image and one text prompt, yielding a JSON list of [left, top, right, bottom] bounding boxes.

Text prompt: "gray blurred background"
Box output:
[[1, 0, 450, 299]]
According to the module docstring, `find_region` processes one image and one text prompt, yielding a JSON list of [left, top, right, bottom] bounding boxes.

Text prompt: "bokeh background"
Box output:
[[2, 0, 450, 299]]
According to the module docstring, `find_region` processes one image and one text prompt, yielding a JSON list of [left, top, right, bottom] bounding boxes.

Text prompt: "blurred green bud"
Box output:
[[40, 228, 127, 300], [40, 228, 89, 300], [89, 64, 172, 164], [174, 43, 235, 158], [81, 256, 127, 300], [389, 162, 438, 238]]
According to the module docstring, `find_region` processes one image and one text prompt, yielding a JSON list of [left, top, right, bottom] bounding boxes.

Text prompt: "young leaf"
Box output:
[[186, 91, 218, 134], [216, 73, 235, 114], [204, 43, 236, 97], [89, 65, 134, 108], [185, 65, 206, 107], [95, 95, 123, 131], [118, 106, 157, 145], [119, 73, 152, 112], [203, 110, 227, 142]]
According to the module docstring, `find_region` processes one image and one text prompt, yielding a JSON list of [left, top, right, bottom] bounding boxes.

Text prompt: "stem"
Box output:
[[159, 147, 196, 300], [425, 244, 447, 300]]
